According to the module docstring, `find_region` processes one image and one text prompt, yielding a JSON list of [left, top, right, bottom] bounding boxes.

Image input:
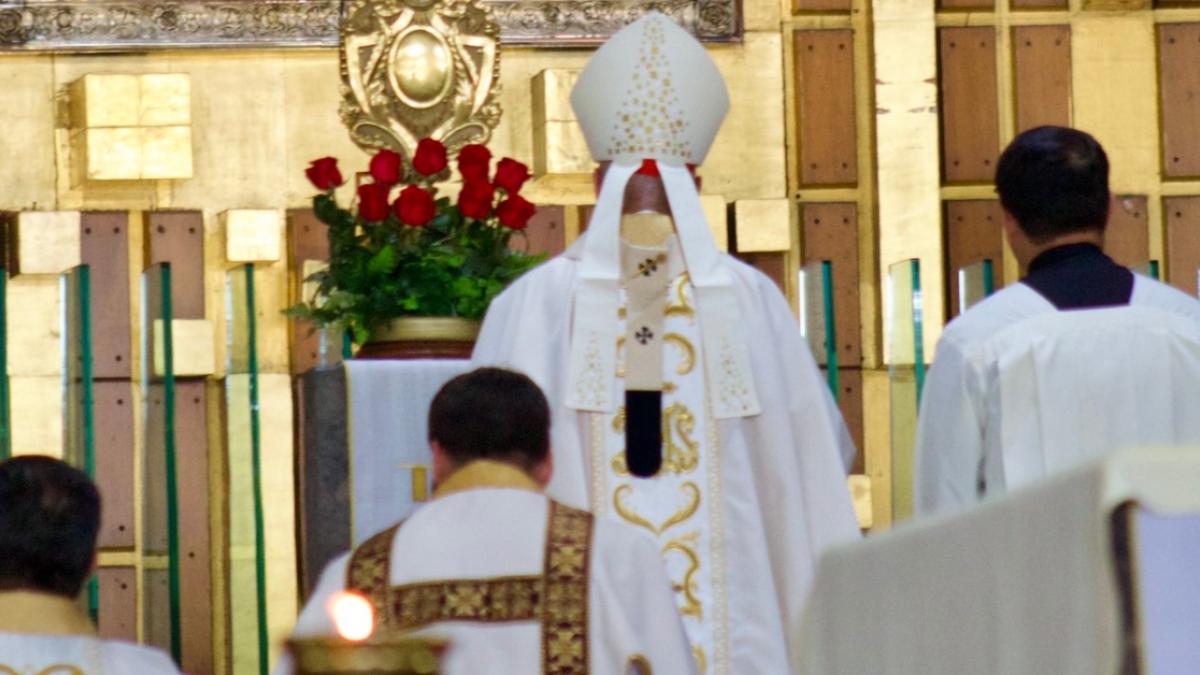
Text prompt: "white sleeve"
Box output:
[[269, 553, 351, 675], [913, 340, 985, 517]]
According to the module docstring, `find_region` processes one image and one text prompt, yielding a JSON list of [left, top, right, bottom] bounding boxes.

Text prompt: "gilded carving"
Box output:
[[340, 0, 501, 160], [0, 1, 740, 52]]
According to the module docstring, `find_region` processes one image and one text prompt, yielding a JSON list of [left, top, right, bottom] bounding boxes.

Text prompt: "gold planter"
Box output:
[[287, 637, 443, 674], [356, 317, 481, 360]]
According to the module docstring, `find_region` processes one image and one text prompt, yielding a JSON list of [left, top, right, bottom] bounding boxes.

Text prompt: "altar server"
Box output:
[[0, 456, 180, 674], [472, 13, 860, 673], [915, 126, 1200, 516], [280, 368, 695, 675]]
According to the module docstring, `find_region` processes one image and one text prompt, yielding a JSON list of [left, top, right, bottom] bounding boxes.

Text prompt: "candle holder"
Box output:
[[287, 636, 445, 675]]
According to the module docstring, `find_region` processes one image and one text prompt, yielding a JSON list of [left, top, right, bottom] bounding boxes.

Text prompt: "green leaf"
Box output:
[[367, 246, 398, 276]]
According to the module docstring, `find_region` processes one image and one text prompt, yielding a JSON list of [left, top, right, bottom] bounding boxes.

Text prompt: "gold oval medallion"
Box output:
[[388, 28, 453, 108]]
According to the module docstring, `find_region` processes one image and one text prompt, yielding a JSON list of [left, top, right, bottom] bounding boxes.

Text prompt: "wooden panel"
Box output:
[[520, 204, 566, 258], [802, 202, 862, 366], [793, 0, 851, 10], [1013, 26, 1072, 133], [738, 252, 787, 293], [1165, 197, 1200, 297], [175, 379, 212, 675], [97, 566, 137, 643], [287, 209, 331, 376], [1012, 0, 1068, 8], [794, 30, 858, 186], [94, 380, 135, 548], [837, 367, 864, 473], [939, 28, 1001, 183], [943, 200, 1004, 319], [145, 211, 205, 319], [1159, 24, 1200, 178], [1105, 195, 1149, 267], [938, 0, 994, 10], [81, 212, 132, 379]]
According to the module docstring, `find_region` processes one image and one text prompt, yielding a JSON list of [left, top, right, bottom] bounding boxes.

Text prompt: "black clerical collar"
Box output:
[[1021, 242, 1133, 310]]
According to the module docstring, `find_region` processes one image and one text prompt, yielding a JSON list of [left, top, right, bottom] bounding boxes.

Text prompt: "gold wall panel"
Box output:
[[138, 73, 192, 127], [7, 276, 62, 377], [734, 199, 791, 252], [872, 0, 944, 359], [224, 209, 284, 263], [1072, 15, 1162, 262], [69, 74, 141, 128], [152, 319, 216, 377], [225, 373, 297, 672], [10, 376, 63, 457], [11, 211, 81, 275]]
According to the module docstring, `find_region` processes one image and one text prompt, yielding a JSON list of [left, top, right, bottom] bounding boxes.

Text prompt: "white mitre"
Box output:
[[565, 12, 760, 420]]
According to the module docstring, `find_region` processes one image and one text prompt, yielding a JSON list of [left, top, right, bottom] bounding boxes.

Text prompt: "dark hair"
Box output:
[[0, 456, 101, 597], [994, 126, 1111, 243], [428, 367, 550, 472]]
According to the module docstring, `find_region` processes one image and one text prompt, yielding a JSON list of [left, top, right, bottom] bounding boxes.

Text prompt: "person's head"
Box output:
[[593, 161, 702, 215], [428, 368, 552, 486], [994, 126, 1111, 267], [0, 456, 101, 598]]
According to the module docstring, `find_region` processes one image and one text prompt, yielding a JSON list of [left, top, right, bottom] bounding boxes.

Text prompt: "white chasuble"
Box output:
[[473, 236, 862, 674], [0, 592, 180, 675], [277, 463, 696, 675]]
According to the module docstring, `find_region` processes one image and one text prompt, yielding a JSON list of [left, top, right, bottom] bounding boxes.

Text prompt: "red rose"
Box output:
[[412, 138, 448, 176], [493, 158, 531, 194], [357, 183, 391, 221], [369, 149, 404, 186], [496, 195, 537, 230], [393, 185, 436, 227], [305, 157, 344, 191], [457, 144, 492, 182], [457, 179, 495, 220]]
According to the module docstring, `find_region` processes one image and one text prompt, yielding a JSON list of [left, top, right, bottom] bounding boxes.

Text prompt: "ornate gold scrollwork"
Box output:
[[340, 0, 501, 162], [666, 274, 696, 319], [663, 531, 703, 619], [612, 482, 700, 536], [612, 403, 699, 476]]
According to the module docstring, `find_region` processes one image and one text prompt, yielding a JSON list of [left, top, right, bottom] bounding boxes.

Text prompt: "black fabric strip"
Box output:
[[624, 390, 663, 478], [1021, 243, 1134, 310]]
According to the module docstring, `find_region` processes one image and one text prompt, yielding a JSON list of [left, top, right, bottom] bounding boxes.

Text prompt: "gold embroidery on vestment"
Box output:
[[692, 645, 708, 675], [666, 274, 695, 320], [345, 502, 592, 675], [612, 482, 701, 535], [0, 662, 84, 667], [663, 531, 703, 619], [611, 402, 699, 476]]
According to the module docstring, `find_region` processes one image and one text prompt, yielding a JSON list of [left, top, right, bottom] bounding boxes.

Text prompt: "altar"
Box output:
[[798, 447, 1200, 675], [296, 359, 470, 592]]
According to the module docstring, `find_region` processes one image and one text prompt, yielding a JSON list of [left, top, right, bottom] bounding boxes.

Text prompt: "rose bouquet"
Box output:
[[289, 139, 544, 344]]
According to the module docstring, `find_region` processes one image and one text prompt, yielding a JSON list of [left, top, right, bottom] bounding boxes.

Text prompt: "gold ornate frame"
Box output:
[[0, 0, 741, 51]]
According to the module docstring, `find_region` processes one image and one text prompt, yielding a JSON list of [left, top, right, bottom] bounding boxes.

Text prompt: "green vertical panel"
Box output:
[[887, 259, 922, 523], [226, 265, 269, 675], [142, 263, 181, 664], [957, 259, 995, 315], [1133, 260, 1160, 280], [62, 266, 97, 622], [800, 261, 840, 399]]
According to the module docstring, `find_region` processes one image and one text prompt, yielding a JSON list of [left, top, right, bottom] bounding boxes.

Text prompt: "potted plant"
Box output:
[[289, 139, 543, 359]]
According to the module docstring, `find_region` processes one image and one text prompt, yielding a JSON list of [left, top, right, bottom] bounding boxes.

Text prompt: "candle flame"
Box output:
[[328, 591, 374, 642]]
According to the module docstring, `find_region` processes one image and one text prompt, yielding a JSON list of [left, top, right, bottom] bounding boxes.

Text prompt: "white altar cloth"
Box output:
[[799, 447, 1200, 675], [345, 359, 471, 544]]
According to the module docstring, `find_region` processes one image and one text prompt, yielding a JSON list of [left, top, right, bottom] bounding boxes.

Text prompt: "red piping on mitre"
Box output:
[[635, 159, 697, 177]]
